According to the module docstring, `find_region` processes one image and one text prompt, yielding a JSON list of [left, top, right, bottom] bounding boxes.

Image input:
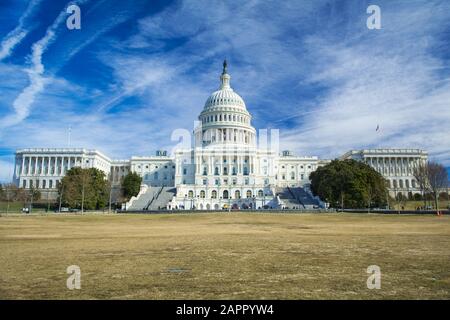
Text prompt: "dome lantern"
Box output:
[[202, 60, 247, 111], [220, 59, 231, 89], [196, 60, 256, 148]]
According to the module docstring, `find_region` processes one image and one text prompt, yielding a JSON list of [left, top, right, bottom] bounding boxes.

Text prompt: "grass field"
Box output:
[[0, 212, 449, 299]]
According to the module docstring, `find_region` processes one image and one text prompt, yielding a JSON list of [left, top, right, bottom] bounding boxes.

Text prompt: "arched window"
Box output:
[[200, 190, 205, 198], [211, 190, 217, 199], [235, 190, 241, 199], [215, 167, 219, 175], [246, 190, 252, 198], [219, 114, 222, 121], [243, 167, 248, 175], [223, 190, 229, 199], [188, 190, 194, 198], [232, 167, 237, 175], [223, 167, 228, 175], [203, 167, 207, 175], [154, 172, 159, 180], [258, 190, 263, 197]]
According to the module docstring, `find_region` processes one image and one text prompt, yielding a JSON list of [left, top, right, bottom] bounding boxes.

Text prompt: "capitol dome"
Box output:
[[204, 88, 246, 109], [196, 60, 256, 148], [202, 60, 248, 112]]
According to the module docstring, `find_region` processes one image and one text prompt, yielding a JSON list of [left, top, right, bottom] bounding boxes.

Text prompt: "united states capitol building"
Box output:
[[12, 61, 428, 210]]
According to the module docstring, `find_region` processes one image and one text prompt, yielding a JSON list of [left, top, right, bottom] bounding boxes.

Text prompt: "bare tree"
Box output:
[[426, 162, 448, 211], [413, 163, 428, 209]]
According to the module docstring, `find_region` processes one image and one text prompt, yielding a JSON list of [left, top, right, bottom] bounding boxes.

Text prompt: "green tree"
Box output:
[[309, 159, 388, 209], [0, 183, 26, 202], [122, 172, 142, 200], [59, 167, 109, 210], [29, 187, 41, 202], [0, 183, 4, 201]]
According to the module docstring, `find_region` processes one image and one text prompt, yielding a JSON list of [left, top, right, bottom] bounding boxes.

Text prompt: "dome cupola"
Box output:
[[195, 60, 256, 148], [202, 60, 247, 111]]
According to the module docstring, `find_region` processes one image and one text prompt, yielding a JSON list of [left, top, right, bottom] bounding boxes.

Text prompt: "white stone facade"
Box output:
[[340, 149, 428, 196], [12, 62, 428, 207], [14, 148, 111, 192]]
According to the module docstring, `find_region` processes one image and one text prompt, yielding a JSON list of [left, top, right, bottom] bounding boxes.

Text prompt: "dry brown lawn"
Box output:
[[0, 212, 449, 299]]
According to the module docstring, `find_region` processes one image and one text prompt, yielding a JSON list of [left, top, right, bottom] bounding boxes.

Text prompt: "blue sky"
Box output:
[[0, 0, 450, 181]]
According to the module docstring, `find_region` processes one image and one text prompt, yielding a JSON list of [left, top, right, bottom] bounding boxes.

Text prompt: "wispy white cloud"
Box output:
[[0, 0, 89, 128], [1, 0, 449, 177], [0, 0, 42, 61], [280, 1, 450, 165]]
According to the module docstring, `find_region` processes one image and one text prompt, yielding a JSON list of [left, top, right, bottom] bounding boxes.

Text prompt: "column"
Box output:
[[59, 156, 63, 175], [208, 155, 212, 175], [34, 157, 38, 175], [252, 156, 255, 174], [21, 156, 25, 175], [400, 157, 403, 176], [238, 155, 241, 174]]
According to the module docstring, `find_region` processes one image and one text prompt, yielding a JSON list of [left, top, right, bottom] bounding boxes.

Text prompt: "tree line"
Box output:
[[309, 159, 449, 210], [0, 168, 142, 212], [0, 183, 41, 202], [412, 161, 449, 210], [57, 168, 142, 211], [309, 159, 389, 210]]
